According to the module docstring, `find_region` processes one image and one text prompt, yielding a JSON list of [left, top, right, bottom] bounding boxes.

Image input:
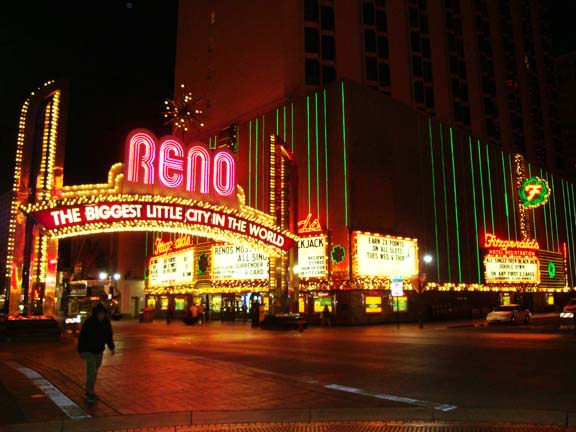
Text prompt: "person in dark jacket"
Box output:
[[77, 303, 115, 403]]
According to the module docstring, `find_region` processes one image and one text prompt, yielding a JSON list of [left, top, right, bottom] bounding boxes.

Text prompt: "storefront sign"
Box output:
[[212, 244, 269, 280], [298, 213, 322, 233], [125, 129, 235, 197], [353, 232, 418, 278], [483, 233, 539, 251], [298, 235, 328, 278], [149, 249, 194, 287], [518, 176, 551, 208], [153, 234, 192, 256], [365, 296, 382, 313], [484, 252, 539, 284], [30, 201, 295, 251]]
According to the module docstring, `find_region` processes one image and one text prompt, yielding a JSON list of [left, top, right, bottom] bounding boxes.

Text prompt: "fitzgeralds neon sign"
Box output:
[[518, 176, 550, 209], [483, 233, 539, 251], [125, 129, 236, 197]]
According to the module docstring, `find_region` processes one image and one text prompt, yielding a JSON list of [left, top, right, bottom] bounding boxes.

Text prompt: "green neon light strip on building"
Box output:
[[545, 170, 555, 251], [476, 140, 487, 234], [306, 96, 312, 213], [323, 89, 329, 228], [540, 168, 550, 250], [508, 154, 518, 240], [255, 118, 259, 209], [551, 175, 560, 250], [275, 108, 279, 136], [485, 144, 495, 233], [341, 82, 349, 227], [315, 92, 321, 217], [468, 137, 481, 283], [291, 102, 294, 152], [283, 106, 287, 143], [561, 179, 573, 285], [570, 184, 576, 276], [527, 163, 537, 239], [439, 124, 452, 281], [248, 121, 252, 205], [501, 152, 511, 240], [449, 128, 462, 282], [568, 182, 576, 285], [428, 119, 441, 280]]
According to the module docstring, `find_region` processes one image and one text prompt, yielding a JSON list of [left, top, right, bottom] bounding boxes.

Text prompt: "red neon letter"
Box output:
[[158, 139, 184, 188], [126, 132, 155, 184], [186, 146, 210, 194], [213, 151, 235, 196]]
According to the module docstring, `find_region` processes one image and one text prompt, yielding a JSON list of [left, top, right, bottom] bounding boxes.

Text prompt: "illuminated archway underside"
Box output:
[[24, 164, 297, 257]]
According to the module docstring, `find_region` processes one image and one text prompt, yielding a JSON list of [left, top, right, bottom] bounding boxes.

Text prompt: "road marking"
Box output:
[[324, 384, 457, 412], [6, 361, 90, 420], [159, 349, 457, 412]]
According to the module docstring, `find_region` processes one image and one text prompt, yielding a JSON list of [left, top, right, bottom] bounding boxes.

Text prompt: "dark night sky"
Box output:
[[1, 2, 576, 196], [0, 0, 178, 193]]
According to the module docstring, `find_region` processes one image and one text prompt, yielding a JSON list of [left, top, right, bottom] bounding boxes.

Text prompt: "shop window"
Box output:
[[146, 297, 156, 309], [160, 296, 169, 310], [392, 296, 408, 312], [305, 27, 320, 53], [320, 6, 334, 30], [211, 295, 222, 313], [322, 35, 335, 60], [175, 298, 185, 311], [364, 30, 376, 52], [299, 297, 306, 313], [314, 296, 332, 313], [305, 58, 321, 85], [365, 296, 382, 314]]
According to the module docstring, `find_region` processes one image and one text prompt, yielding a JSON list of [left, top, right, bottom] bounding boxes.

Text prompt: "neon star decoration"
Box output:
[[518, 176, 551, 209], [163, 84, 207, 133]]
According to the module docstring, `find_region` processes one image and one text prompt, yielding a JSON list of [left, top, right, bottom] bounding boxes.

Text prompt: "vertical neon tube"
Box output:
[[439, 125, 452, 281], [528, 163, 537, 239], [275, 108, 279, 136], [341, 82, 349, 227], [323, 89, 330, 228], [561, 179, 573, 285], [314, 92, 320, 217], [570, 184, 576, 276], [501, 152, 511, 239], [449, 128, 462, 283], [508, 154, 518, 240], [551, 175, 560, 250], [306, 96, 312, 213], [567, 183, 576, 285], [540, 168, 550, 250], [476, 139, 487, 235], [544, 170, 555, 250], [428, 119, 441, 280], [283, 105, 287, 143], [255, 118, 259, 209], [485, 145, 495, 233], [469, 138, 481, 283], [248, 120, 252, 206]]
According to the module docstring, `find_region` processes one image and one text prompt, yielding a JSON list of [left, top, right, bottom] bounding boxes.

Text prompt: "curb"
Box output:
[[3, 407, 576, 432]]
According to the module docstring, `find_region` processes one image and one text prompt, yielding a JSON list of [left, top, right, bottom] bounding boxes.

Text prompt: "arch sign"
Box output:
[[4, 82, 297, 317]]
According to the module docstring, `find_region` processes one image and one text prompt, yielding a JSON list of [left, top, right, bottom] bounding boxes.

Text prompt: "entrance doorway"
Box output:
[[130, 297, 139, 318]]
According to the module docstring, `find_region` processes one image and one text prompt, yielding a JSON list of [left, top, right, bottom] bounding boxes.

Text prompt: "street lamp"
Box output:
[[418, 253, 434, 329], [423, 254, 433, 264]]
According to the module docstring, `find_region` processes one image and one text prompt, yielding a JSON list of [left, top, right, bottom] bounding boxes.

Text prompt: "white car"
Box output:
[[560, 298, 576, 319], [486, 304, 531, 325]]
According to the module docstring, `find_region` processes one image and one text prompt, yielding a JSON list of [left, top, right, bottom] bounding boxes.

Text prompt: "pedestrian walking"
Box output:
[[166, 301, 175, 325], [197, 303, 205, 324], [321, 305, 332, 327], [77, 303, 115, 404], [251, 301, 260, 328], [190, 303, 199, 324]]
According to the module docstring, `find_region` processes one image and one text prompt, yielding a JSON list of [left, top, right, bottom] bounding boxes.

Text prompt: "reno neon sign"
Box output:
[[125, 129, 236, 197]]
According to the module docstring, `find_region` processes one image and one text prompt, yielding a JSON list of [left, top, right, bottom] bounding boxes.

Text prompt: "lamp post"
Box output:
[[99, 272, 121, 299], [418, 254, 433, 329]]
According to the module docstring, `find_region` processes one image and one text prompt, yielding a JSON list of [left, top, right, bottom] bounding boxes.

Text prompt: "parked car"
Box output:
[[486, 304, 531, 325], [560, 298, 576, 319]]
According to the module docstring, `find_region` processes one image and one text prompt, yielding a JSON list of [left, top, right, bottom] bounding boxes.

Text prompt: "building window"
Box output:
[[365, 57, 378, 81], [321, 35, 335, 60], [320, 6, 334, 30], [305, 27, 320, 53], [304, 0, 319, 22], [303, 1, 336, 87], [305, 58, 321, 86], [362, 0, 391, 93], [364, 30, 377, 52]]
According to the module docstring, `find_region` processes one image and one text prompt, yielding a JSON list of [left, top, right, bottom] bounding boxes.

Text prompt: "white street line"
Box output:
[[160, 349, 457, 412], [6, 361, 90, 420], [324, 384, 457, 412]]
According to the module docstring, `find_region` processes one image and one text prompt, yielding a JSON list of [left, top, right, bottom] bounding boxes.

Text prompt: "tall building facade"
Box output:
[[555, 51, 576, 171], [175, 0, 566, 175]]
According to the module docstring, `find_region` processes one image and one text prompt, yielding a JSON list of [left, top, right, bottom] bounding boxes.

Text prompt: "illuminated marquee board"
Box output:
[[353, 232, 418, 278], [30, 202, 293, 251], [298, 235, 328, 279], [212, 244, 269, 280], [149, 249, 194, 287], [483, 234, 540, 284]]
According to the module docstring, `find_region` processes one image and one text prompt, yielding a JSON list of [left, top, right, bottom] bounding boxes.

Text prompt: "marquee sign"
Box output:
[[298, 235, 328, 279], [482, 233, 540, 284], [30, 201, 295, 251], [352, 232, 418, 278], [149, 248, 194, 287], [518, 176, 551, 209], [212, 244, 269, 280]]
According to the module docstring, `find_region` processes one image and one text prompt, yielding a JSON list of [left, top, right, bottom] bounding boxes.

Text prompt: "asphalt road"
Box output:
[[1, 316, 575, 428]]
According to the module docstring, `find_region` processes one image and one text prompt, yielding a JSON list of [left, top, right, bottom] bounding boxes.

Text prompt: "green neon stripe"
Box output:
[[528, 163, 537, 239], [323, 89, 329, 228], [449, 128, 462, 282], [540, 168, 550, 250], [255, 118, 259, 208], [439, 124, 452, 281], [291, 102, 294, 152], [275, 108, 279, 136], [469, 137, 481, 283], [341, 82, 349, 227], [306, 96, 312, 213], [568, 183, 576, 285], [476, 140, 487, 234], [508, 154, 518, 240], [485, 145, 495, 232], [551, 175, 560, 250], [545, 171, 555, 250], [314, 92, 320, 217], [570, 184, 576, 277], [248, 120, 252, 205], [428, 119, 441, 280], [561, 179, 573, 285], [501, 152, 511, 239], [283, 106, 287, 142]]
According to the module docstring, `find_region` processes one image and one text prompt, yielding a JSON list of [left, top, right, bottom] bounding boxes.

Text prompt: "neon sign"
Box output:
[[125, 129, 235, 197], [298, 213, 322, 233], [153, 234, 192, 256], [518, 176, 550, 209], [483, 233, 539, 251]]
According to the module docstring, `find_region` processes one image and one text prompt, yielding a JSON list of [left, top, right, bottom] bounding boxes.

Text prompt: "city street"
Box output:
[[1, 316, 575, 431]]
